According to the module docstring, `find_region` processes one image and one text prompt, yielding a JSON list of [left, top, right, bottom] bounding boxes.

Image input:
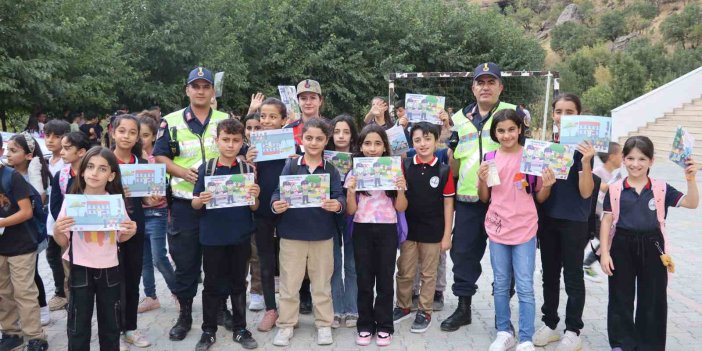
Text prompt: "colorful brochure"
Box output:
[[64, 194, 125, 231], [278, 85, 302, 122], [353, 156, 403, 191], [520, 139, 576, 180], [119, 164, 166, 197], [670, 126, 695, 168], [386, 125, 410, 156], [279, 174, 330, 208], [204, 173, 256, 209], [214, 71, 225, 98], [560, 115, 612, 152], [323, 151, 353, 178], [405, 93, 446, 125], [250, 128, 297, 162]]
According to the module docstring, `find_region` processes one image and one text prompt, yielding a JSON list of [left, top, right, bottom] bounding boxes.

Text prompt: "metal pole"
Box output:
[[540, 72, 553, 140]]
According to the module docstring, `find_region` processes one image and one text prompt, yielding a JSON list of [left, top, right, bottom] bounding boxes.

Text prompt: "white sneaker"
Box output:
[[248, 293, 265, 311], [123, 330, 151, 347], [119, 338, 129, 351], [317, 326, 333, 345], [272, 327, 294, 346], [40, 306, 51, 326], [489, 331, 516, 351], [555, 331, 582, 351], [533, 325, 561, 346], [516, 341, 536, 351]]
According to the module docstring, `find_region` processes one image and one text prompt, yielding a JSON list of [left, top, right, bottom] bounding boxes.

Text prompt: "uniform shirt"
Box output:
[[404, 155, 455, 243], [46, 156, 66, 236], [0, 166, 37, 256], [542, 151, 594, 222], [603, 178, 684, 233]]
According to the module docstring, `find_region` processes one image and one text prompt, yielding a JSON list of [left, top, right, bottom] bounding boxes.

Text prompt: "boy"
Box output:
[[0, 133, 49, 351], [192, 119, 260, 350], [42, 119, 72, 311], [79, 112, 102, 147], [393, 122, 455, 333]]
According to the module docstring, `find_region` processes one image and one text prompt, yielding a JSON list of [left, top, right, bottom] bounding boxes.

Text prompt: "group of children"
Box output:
[[0, 89, 697, 351]]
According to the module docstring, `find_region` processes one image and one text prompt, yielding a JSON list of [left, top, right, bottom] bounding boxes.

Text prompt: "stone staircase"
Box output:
[[620, 96, 702, 163]]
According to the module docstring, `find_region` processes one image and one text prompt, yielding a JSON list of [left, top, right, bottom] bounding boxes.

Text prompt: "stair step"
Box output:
[[669, 109, 702, 116], [657, 116, 702, 125], [642, 124, 702, 134]]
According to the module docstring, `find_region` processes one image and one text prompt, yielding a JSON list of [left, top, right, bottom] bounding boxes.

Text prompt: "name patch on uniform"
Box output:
[[648, 198, 656, 211], [430, 176, 440, 188]]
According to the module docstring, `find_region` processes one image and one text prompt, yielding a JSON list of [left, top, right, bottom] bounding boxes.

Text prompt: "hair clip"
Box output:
[[21, 131, 36, 154]]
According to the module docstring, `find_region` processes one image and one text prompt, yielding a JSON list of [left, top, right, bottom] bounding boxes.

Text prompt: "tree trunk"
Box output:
[[0, 110, 6, 131]]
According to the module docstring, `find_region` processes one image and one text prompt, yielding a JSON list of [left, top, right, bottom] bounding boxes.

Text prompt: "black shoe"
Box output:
[[299, 300, 312, 315], [410, 311, 432, 333], [0, 334, 24, 351], [169, 298, 193, 341], [233, 329, 258, 349], [25, 339, 49, 351], [440, 296, 472, 332], [217, 308, 234, 332], [392, 307, 412, 323], [195, 332, 216, 351], [433, 291, 444, 311]]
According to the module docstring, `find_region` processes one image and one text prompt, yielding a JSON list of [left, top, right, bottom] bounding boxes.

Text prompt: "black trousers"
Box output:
[[67, 265, 121, 351], [168, 201, 203, 300], [451, 201, 488, 297], [608, 230, 667, 351], [255, 217, 279, 311], [202, 242, 251, 333], [46, 236, 66, 297], [119, 230, 144, 331], [538, 216, 589, 333], [353, 223, 397, 335], [34, 254, 46, 307]]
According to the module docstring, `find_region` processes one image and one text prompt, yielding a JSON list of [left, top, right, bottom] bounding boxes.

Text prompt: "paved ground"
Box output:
[[40, 160, 702, 350]]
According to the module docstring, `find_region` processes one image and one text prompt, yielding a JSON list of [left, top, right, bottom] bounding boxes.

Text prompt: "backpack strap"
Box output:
[[59, 165, 72, 195], [205, 158, 217, 177], [651, 178, 668, 251], [289, 158, 299, 175], [600, 179, 624, 255]]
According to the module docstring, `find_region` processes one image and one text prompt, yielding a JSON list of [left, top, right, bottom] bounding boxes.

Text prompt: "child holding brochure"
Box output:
[[53, 147, 137, 351]]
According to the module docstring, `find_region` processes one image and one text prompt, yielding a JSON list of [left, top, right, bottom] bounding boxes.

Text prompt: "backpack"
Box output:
[[204, 157, 252, 177], [58, 165, 72, 195], [0, 165, 48, 243], [483, 150, 539, 194]]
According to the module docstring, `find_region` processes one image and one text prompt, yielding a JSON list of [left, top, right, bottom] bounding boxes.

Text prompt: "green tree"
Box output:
[[551, 23, 595, 54], [582, 84, 616, 116], [597, 11, 627, 41], [661, 3, 702, 49]]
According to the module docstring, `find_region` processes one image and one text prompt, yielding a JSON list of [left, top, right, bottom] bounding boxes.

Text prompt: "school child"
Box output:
[[244, 113, 262, 143], [245, 98, 289, 331], [599, 136, 698, 351], [393, 122, 455, 334], [110, 114, 149, 349], [345, 124, 407, 347], [79, 112, 103, 147], [53, 147, 138, 351], [192, 118, 260, 350], [43, 119, 72, 312], [475, 110, 555, 351], [534, 93, 596, 351], [136, 116, 176, 313], [0, 133, 49, 351], [325, 114, 360, 328], [583, 142, 623, 283], [270, 118, 346, 347]]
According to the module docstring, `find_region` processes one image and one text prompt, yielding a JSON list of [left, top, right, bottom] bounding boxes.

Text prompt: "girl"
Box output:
[[534, 93, 596, 350], [243, 113, 262, 143], [136, 116, 176, 314], [363, 97, 394, 130], [270, 118, 346, 347], [345, 124, 407, 347], [326, 114, 359, 329], [110, 114, 150, 349], [600, 136, 698, 351], [6, 133, 52, 325], [477, 110, 555, 351], [54, 147, 137, 351]]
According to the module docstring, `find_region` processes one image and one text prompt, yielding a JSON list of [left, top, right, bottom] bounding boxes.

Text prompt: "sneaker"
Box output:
[[376, 331, 392, 347], [410, 294, 419, 311], [555, 331, 583, 351], [233, 329, 258, 349], [317, 326, 333, 345], [123, 330, 151, 348], [533, 325, 561, 346], [248, 293, 265, 311], [332, 314, 342, 329], [119, 338, 129, 351], [137, 296, 161, 313], [344, 314, 358, 328], [48, 295, 67, 311], [489, 331, 516, 351], [257, 309, 278, 332], [195, 332, 216, 351], [0, 334, 24, 351], [355, 331, 372, 346], [272, 327, 293, 347], [40, 306, 50, 326], [392, 307, 411, 323], [410, 311, 432, 333], [433, 291, 444, 311], [516, 341, 536, 351], [25, 339, 48, 351], [583, 265, 603, 283]]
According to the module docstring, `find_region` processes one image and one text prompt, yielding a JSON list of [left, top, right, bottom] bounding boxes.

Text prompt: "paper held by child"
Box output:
[[64, 194, 125, 232], [386, 125, 409, 156], [279, 174, 330, 208], [486, 159, 501, 187], [353, 156, 403, 191], [278, 85, 302, 122], [520, 139, 575, 180], [559, 115, 612, 152], [214, 71, 225, 98], [204, 173, 256, 209], [250, 128, 297, 162], [119, 164, 167, 197], [669, 126, 695, 168], [323, 151, 353, 178], [405, 93, 446, 125]]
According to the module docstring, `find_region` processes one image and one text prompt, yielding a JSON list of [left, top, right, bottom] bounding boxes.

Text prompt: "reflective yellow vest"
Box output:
[[452, 102, 516, 202], [165, 108, 229, 199]]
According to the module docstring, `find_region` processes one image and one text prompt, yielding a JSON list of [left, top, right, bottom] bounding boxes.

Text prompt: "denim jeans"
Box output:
[[142, 208, 176, 297], [489, 236, 536, 343], [331, 229, 358, 316]]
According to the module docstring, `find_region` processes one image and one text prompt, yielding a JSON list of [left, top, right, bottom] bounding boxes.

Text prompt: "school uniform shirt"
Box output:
[[483, 149, 542, 245], [542, 151, 593, 222], [254, 159, 287, 219], [404, 155, 455, 243], [59, 196, 130, 269], [602, 178, 684, 233], [0, 167, 38, 256], [344, 170, 397, 224], [193, 159, 254, 246]]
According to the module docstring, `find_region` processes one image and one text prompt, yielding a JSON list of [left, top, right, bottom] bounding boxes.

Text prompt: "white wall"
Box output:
[[611, 66, 702, 140]]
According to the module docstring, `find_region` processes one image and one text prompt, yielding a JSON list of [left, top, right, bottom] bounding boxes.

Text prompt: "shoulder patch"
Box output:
[[157, 120, 168, 139]]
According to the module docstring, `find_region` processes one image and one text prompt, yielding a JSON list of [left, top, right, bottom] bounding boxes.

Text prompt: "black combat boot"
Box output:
[[440, 296, 472, 332], [169, 298, 193, 341]]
